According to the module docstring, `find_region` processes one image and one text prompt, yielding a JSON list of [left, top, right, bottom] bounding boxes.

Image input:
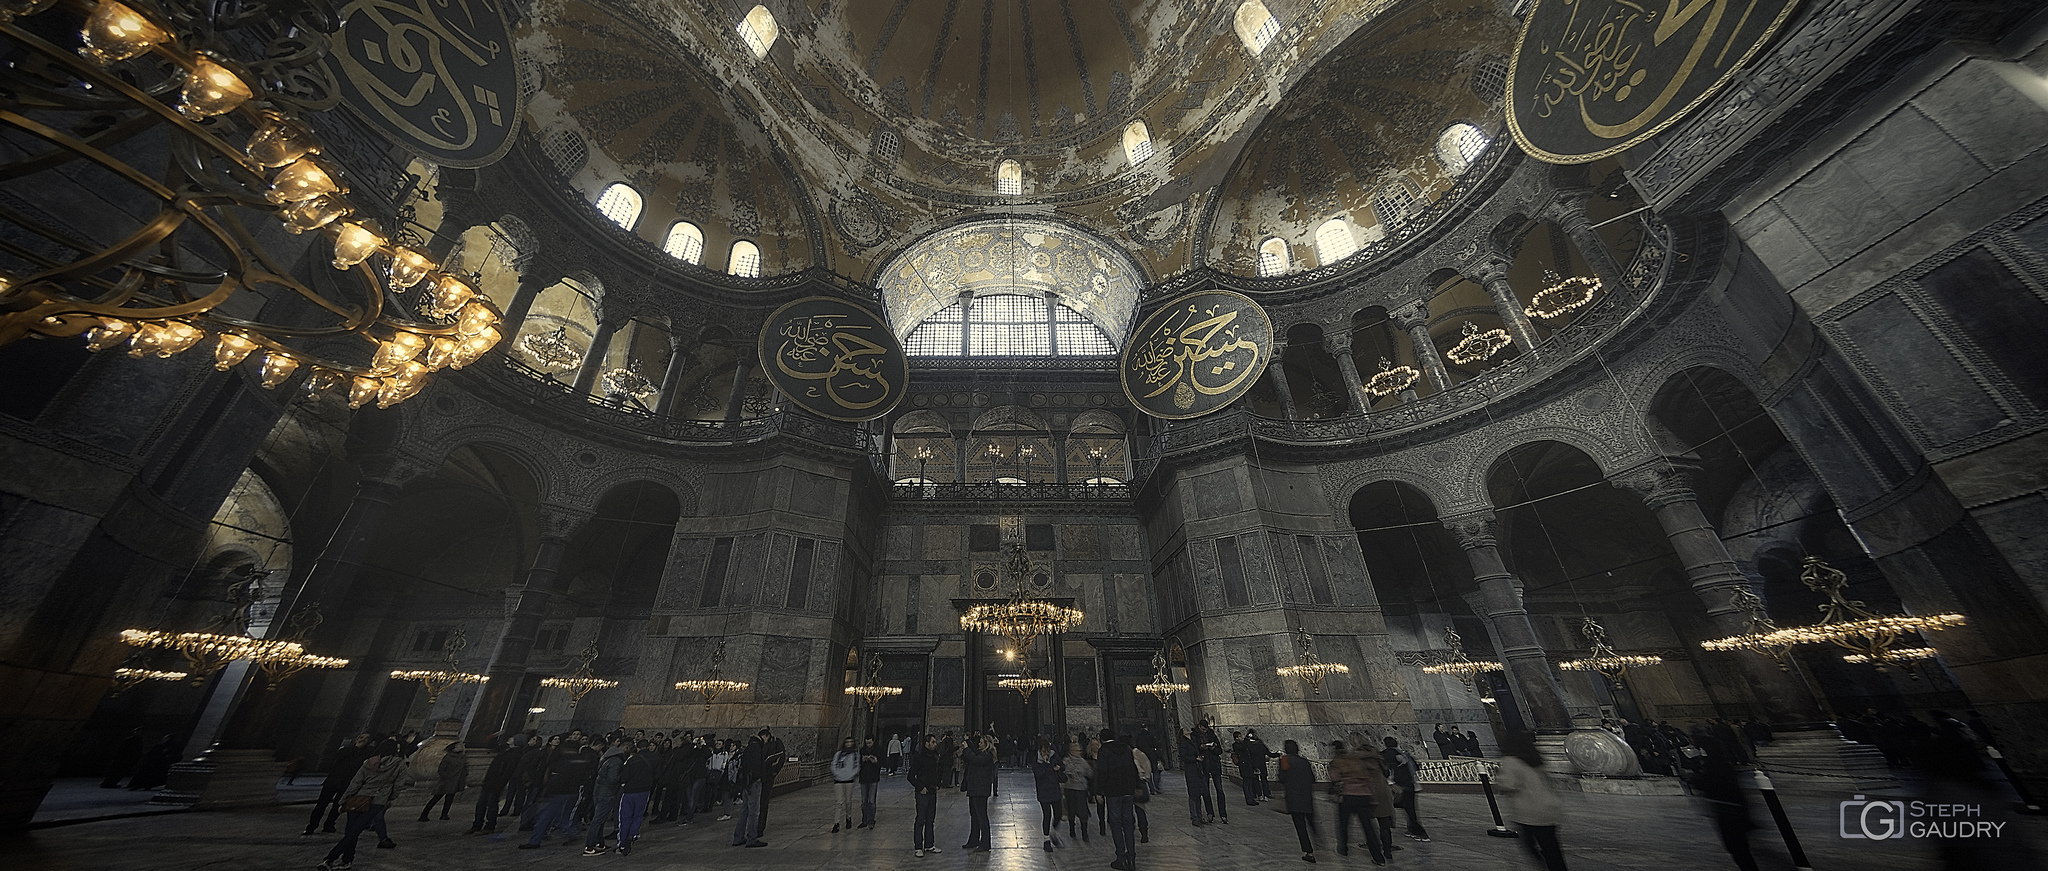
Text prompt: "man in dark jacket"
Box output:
[[1135, 727, 1164, 794], [515, 734, 558, 830], [304, 732, 373, 835], [520, 742, 598, 849], [1382, 736, 1429, 841], [907, 733, 943, 856], [858, 736, 883, 828], [754, 727, 788, 835], [1195, 723, 1227, 823], [468, 737, 523, 835], [677, 738, 710, 825], [1094, 732, 1144, 871], [959, 734, 997, 851], [1245, 730, 1275, 800], [616, 742, 656, 856], [729, 733, 769, 848], [1178, 728, 1211, 825], [584, 738, 625, 854]]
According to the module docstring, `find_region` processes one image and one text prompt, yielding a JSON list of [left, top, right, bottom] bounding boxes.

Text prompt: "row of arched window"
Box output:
[[1255, 123, 1492, 276], [591, 183, 761, 278]]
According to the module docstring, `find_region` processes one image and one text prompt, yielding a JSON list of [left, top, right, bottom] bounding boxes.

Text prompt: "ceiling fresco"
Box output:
[[877, 218, 1144, 344]]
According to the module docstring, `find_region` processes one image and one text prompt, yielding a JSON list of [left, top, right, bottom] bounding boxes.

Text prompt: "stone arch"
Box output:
[[1332, 465, 1464, 518], [419, 426, 559, 504], [581, 469, 699, 518], [1462, 426, 1621, 504]]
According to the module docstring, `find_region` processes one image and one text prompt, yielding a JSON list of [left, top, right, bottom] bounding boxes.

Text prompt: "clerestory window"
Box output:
[[905, 294, 1114, 357]]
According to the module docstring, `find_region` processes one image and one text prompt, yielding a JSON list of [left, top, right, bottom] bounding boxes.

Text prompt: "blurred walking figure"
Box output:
[[1277, 739, 1319, 863], [1496, 732, 1567, 871], [317, 739, 404, 870], [1031, 739, 1065, 851]]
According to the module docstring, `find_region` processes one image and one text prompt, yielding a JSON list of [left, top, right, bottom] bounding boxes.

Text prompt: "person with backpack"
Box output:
[[830, 735, 860, 833], [1381, 736, 1429, 841], [1093, 731, 1145, 871], [317, 739, 405, 870]]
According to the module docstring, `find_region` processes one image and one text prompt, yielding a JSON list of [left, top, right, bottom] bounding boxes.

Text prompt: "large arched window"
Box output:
[[663, 221, 704, 263], [1436, 123, 1490, 175], [595, 183, 642, 230], [1371, 180, 1422, 229], [1257, 237, 1290, 277], [1315, 218, 1356, 265], [1123, 121, 1154, 166], [1234, 2, 1281, 55], [996, 159, 1023, 196], [728, 240, 761, 278], [739, 5, 778, 59], [905, 294, 1114, 357]]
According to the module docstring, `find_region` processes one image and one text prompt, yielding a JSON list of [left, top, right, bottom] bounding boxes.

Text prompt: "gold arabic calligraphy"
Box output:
[[1528, 0, 1745, 141], [332, 0, 511, 159], [776, 311, 893, 411], [1131, 303, 1264, 411]]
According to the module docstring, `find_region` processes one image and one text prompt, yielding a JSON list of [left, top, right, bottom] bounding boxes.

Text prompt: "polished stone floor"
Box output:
[[4, 770, 2042, 870]]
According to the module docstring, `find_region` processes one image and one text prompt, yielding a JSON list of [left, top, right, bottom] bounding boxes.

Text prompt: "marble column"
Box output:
[[1392, 300, 1451, 393], [1265, 345, 1299, 420], [653, 334, 701, 418], [501, 270, 557, 334], [1611, 462, 1829, 725], [281, 458, 422, 612], [723, 351, 757, 423], [1444, 512, 1572, 732], [571, 319, 621, 395], [1548, 193, 1630, 291], [465, 505, 592, 744], [1465, 257, 1541, 359], [1325, 331, 1371, 415]]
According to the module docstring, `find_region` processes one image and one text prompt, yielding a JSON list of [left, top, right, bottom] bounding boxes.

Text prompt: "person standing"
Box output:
[[1432, 724, 1457, 759], [728, 732, 769, 848], [960, 733, 997, 852], [1031, 739, 1065, 851], [1495, 732, 1567, 871], [708, 740, 735, 821], [1276, 739, 1319, 864], [1195, 723, 1228, 824], [886, 733, 904, 775], [468, 737, 521, 835], [1060, 738, 1094, 843], [1245, 730, 1275, 801], [515, 734, 559, 831], [418, 742, 467, 822], [306, 733, 373, 835], [615, 742, 655, 856], [755, 727, 788, 836], [317, 739, 404, 870], [1178, 728, 1212, 826], [831, 736, 860, 832], [676, 735, 709, 826], [1095, 731, 1144, 871], [520, 741, 597, 850], [1136, 727, 1164, 795], [1381, 736, 1429, 842], [583, 738, 625, 855], [1130, 739, 1153, 844], [1231, 731, 1258, 806], [858, 736, 883, 828], [907, 733, 943, 857], [1463, 730, 1484, 757]]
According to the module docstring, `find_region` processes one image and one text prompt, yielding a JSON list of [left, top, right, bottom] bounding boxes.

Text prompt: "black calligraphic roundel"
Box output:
[[1119, 290, 1273, 421], [1506, 0, 1800, 164], [758, 297, 910, 422], [325, 0, 523, 168]]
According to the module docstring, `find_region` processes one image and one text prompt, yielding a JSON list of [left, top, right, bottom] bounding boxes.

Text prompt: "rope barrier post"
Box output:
[[1478, 772, 1516, 838], [1987, 746, 2044, 814], [1751, 770, 1811, 870]]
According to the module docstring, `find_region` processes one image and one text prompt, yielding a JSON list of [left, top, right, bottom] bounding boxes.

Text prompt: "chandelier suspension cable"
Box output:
[[1394, 481, 1501, 701]]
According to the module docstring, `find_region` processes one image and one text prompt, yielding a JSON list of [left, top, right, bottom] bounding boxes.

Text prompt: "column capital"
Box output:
[[1390, 299, 1431, 331], [1324, 330, 1353, 355], [1543, 188, 1596, 225], [1442, 511, 1500, 550], [1463, 255, 1513, 286], [1610, 461, 1702, 509], [534, 504, 594, 541]]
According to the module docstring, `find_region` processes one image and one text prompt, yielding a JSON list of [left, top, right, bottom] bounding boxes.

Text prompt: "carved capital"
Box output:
[[1610, 462, 1701, 509], [1463, 255, 1512, 286], [1543, 189, 1597, 232], [1324, 331, 1353, 355], [1442, 511, 1500, 550], [534, 505, 595, 541], [1390, 299, 1431, 332]]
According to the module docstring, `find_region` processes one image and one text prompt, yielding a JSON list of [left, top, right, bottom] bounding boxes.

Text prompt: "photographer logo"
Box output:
[[1839, 796, 2006, 840]]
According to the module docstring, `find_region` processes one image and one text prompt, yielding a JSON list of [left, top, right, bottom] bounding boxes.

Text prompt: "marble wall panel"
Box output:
[[787, 469, 840, 517], [932, 656, 965, 707], [1064, 656, 1099, 707], [653, 537, 713, 612], [754, 636, 814, 704], [1063, 524, 1102, 560], [1267, 531, 1309, 604], [726, 532, 771, 607], [924, 525, 960, 561], [764, 532, 795, 607], [886, 524, 920, 561], [1224, 641, 1282, 703], [1191, 468, 1244, 519]]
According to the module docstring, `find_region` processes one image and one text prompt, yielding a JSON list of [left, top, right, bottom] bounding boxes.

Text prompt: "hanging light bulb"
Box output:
[[177, 56, 252, 119], [300, 368, 345, 398], [0, 0, 59, 24], [453, 299, 496, 336], [423, 274, 476, 318], [386, 247, 432, 290], [128, 320, 205, 357], [268, 157, 341, 204], [423, 336, 460, 370], [346, 375, 381, 408], [449, 327, 499, 369], [82, 317, 136, 351], [256, 351, 299, 388], [79, 1, 170, 65], [370, 331, 428, 373], [210, 333, 258, 370], [246, 113, 319, 168], [329, 222, 384, 270], [280, 194, 349, 234], [376, 361, 430, 407]]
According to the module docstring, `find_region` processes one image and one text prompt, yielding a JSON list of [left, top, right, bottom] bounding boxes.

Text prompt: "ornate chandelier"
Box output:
[[255, 602, 346, 688], [1780, 557, 1964, 672], [1134, 650, 1189, 708], [121, 629, 304, 684], [540, 642, 619, 707], [601, 359, 657, 403], [1700, 587, 1794, 670], [389, 629, 487, 703], [843, 652, 905, 711], [675, 637, 750, 710], [1275, 627, 1349, 696], [1556, 617, 1663, 688], [1445, 321, 1513, 365], [111, 664, 189, 695], [1364, 357, 1421, 398], [0, 0, 506, 408], [1420, 626, 1504, 694], [998, 666, 1053, 702], [1526, 270, 1601, 320], [520, 326, 585, 371], [960, 543, 1083, 655]]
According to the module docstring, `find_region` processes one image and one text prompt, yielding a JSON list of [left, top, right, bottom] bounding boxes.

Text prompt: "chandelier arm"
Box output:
[[0, 107, 182, 201]]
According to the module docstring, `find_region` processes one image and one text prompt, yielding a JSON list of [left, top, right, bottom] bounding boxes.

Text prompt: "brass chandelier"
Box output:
[[1364, 357, 1421, 398], [843, 652, 905, 711], [1556, 617, 1662, 689], [675, 637, 750, 710], [998, 666, 1053, 702], [389, 629, 487, 704], [0, 0, 505, 409], [1420, 625, 1503, 694], [519, 326, 585, 371], [1701, 558, 1965, 674], [1526, 270, 1600, 320], [1134, 650, 1189, 708], [541, 642, 620, 708], [119, 568, 337, 686], [601, 360, 657, 404], [1445, 321, 1512, 365], [1275, 626, 1348, 696], [1699, 586, 1794, 669], [960, 543, 1082, 655]]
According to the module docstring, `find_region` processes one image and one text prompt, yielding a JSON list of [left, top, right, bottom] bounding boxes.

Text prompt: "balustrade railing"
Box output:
[[890, 481, 1134, 502], [1415, 757, 1499, 784], [463, 354, 858, 448]]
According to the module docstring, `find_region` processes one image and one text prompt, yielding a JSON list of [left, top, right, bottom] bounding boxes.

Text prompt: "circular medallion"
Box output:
[[326, 0, 523, 168], [1119, 290, 1274, 420], [1505, 0, 1799, 164], [830, 192, 889, 249], [756, 297, 909, 422]]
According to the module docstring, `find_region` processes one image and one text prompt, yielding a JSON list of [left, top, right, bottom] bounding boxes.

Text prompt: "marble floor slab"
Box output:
[[4, 770, 2041, 870]]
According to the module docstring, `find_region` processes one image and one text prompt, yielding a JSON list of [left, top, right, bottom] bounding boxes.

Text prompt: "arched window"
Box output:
[[663, 221, 704, 263], [728, 240, 761, 278], [1315, 218, 1356, 265], [739, 5, 778, 60], [905, 294, 1114, 357], [1257, 237, 1290, 277], [1371, 180, 1422, 229], [595, 183, 642, 230], [1436, 123, 1490, 175], [1122, 121, 1154, 166], [996, 159, 1023, 196], [1234, 2, 1281, 55]]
